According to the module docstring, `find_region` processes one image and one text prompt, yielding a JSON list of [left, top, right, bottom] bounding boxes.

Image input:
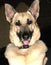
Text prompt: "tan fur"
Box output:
[[5, 41, 48, 65], [9, 12, 40, 46], [4, 0, 48, 65]]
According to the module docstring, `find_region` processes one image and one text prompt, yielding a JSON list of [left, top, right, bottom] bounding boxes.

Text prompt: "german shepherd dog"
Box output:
[[4, 0, 48, 65]]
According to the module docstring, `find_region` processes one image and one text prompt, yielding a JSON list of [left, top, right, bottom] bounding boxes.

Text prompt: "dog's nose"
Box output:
[[22, 32, 29, 40]]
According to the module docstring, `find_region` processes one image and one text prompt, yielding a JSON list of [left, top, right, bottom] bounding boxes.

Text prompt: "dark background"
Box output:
[[0, 0, 51, 48]]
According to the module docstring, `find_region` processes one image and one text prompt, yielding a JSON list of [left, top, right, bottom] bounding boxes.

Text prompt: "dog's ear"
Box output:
[[27, 0, 40, 19], [5, 3, 16, 23]]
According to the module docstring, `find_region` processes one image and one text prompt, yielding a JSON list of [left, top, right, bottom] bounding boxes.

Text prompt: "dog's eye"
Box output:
[[27, 19, 32, 25], [15, 20, 21, 26]]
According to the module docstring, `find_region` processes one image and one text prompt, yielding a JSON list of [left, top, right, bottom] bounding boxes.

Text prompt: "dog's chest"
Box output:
[[5, 43, 46, 65]]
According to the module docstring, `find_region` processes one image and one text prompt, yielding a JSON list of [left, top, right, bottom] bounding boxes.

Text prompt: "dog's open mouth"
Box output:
[[17, 31, 33, 49], [22, 40, 30, 48]]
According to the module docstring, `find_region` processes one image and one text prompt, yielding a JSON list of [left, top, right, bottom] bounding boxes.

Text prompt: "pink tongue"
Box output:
[[23, 40, 29, 45]]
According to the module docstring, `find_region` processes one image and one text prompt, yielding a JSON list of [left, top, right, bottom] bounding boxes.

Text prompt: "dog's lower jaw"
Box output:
[[17, 39, 31, 49], [18, 45, 30, 49]]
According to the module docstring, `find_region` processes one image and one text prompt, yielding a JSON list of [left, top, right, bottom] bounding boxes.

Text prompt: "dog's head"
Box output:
[[5, 0, 40, 49]]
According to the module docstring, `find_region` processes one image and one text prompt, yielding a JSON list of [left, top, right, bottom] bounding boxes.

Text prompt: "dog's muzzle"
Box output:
[[22, 31, 30, 40], [17, 31, 33, 49]]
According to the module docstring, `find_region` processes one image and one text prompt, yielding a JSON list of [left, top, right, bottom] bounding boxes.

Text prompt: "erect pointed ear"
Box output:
[[5, 3, 16, 23], [27, 0, 40, 19]]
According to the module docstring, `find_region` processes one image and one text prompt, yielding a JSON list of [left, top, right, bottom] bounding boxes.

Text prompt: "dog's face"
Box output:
[[5, 0, 40, 49]]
